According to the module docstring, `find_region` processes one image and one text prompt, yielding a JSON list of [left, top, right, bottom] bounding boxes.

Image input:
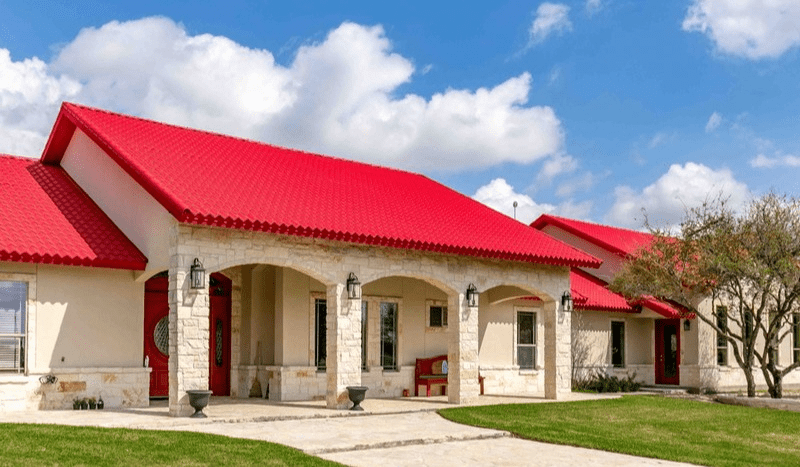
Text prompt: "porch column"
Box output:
[[227, 267, 243, 397], [168, 231, 211, 416], [447, 291, 480, 404], [325, 283, 362, 409], [544, 300, 571, 399]]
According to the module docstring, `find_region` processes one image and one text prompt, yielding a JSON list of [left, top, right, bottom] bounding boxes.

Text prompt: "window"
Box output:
[[0, 281, 27, 372], [315, 299, 326, 370], [793, 313, 800, 365], [744, 311, 754, 342], [611, 321, 625, 368], [716, 306, 728, 366], [427, 300, 447, 328], [517, 311, 536, 370], [361, 301, 368, 371], [380, 302, 398, 370]]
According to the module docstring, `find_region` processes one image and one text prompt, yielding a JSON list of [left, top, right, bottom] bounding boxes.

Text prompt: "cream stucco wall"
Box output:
[[35, 265, 143, 370], [61, 130, 173, 276]]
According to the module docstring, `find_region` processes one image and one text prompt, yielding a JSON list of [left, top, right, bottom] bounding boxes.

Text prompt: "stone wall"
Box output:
[[0, 368, 150, 410]]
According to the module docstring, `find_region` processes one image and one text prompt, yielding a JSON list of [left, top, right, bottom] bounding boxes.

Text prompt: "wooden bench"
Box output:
[[414, 354, 484, 397]]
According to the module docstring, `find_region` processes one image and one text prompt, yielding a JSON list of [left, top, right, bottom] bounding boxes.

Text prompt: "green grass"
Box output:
[[439, 395, 800, 467], [0, 423, 342, 466]]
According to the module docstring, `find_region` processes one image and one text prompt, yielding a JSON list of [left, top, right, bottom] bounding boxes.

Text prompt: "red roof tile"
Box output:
[[0, 154, 147, 270], [571, 269, 637, 312], [531, 214, 654, 257], [42, 102, 600, 268]]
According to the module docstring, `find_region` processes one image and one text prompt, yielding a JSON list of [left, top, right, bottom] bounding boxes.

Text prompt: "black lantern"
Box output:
[[561, 291, 573, 312], [190, 258, 206, 290], [346, 273, 361, 300], [466, 283, 478, 308], [684, 319, 691, 331]]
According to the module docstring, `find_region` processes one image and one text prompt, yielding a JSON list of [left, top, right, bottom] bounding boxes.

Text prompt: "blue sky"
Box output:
[[1, 0, 799, 229]]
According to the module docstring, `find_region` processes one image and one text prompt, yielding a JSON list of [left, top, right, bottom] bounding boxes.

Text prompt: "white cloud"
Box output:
[[556, 171, 598, 197], [648, 132, 669, 149], [537, 153, 578, 184], [585, 0, 603, 16], [0, 49, 80, 157], [750, 153, 800, 168], [529, 3, 573, 45], [683, 0, 800, 59], [0, 17, 565, 171], [473, 178, 555, 224], [606, 162, 750, 229], [705, 111, 722, 133]]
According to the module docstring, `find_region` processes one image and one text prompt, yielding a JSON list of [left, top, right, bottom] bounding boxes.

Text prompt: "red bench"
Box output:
[[414, 354, 484, 397]]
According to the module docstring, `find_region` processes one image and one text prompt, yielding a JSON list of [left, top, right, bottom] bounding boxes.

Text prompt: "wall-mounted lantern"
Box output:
[[466, 283, 478, 308], [561, 291, 574, 312], [347, 273, 361, 300], [190, 258, 206, 290], [684, 319, 691, 332]]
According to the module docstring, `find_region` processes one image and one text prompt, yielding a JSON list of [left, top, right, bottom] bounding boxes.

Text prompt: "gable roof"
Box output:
[[41, 102, 600, 268], [530, 214, 654, 257], [570, 269, 636, 312], [0, 154, 147, 270]]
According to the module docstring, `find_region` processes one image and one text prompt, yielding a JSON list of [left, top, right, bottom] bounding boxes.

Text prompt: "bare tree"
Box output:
[[611, 193, 800, 398]]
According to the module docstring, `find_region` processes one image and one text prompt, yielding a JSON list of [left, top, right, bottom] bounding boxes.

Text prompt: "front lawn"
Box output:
[[0, 423, 342, 466], [439, 395, 800, 467]]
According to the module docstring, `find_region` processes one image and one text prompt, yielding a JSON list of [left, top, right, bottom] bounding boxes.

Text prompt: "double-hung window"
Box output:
[[611, 321, 625, 367], [361, 301, 368, 371], [793, 313, 800, 365], [380, 302, 398, 370], [315, 298, 327, 370], [0, 281, 27, 373], [517, 311, 536, 370], [716, 306, 728, 366]]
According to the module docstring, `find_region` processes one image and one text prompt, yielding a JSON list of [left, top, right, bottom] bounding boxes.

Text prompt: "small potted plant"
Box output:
[[97, 396, 104, 410], [80, 398, 89, 410], [72, 398, 81, 410], [88, 397, 97, 410]]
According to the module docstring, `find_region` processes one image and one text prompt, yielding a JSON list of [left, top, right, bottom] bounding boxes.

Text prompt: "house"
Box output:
[[0, 102, 599, 415], [532, 214, 800, 391]]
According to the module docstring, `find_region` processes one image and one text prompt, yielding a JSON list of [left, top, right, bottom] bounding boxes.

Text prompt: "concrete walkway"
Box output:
[[0, 394, 698, 466]]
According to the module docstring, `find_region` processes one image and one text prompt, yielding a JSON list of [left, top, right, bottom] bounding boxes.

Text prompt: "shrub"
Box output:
[[574, 371, 641, 393]]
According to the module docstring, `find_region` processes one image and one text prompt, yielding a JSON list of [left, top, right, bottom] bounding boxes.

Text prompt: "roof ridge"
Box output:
[[62, 101, 429, 179], [536, 213, 650, 236]]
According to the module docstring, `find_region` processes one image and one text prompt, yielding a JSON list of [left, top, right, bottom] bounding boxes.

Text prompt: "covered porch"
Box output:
[[162, 223, 576, 416]]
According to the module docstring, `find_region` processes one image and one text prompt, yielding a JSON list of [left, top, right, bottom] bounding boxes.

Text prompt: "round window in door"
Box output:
[[154, 316, 170, 356]]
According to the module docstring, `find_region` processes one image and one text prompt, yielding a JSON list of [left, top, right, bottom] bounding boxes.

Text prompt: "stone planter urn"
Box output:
[[346, 386, 368, 411], [186, 390, 213, 418]]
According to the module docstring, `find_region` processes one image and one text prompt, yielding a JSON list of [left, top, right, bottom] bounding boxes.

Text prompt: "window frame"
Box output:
[[380, 301, 399, 371], [611, 320, 625, 368], [361, 300, 368, 371], [426, 299, 448, 330], [515, 308, 538, 370], [0, 276, 33, 375], [314, 297, 327, 371], [793, 313, 800, 365], [716, 306, 728, 366]]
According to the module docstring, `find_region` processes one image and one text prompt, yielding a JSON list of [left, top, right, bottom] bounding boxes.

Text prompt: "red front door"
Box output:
[[144, 272, 231, 398], [655, 319, 680, 385], [144, 274, 169, 397]]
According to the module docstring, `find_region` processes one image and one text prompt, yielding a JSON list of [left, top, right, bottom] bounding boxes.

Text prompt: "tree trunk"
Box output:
[[744, 368, 756, 397], [770, 374, 783, 399]]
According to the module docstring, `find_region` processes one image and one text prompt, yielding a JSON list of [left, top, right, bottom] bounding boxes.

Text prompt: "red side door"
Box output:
[[208, 274, 231, 396], [144, 272, 231, 398], [144, 274, 170, 397], [655, 319, 680, 385]]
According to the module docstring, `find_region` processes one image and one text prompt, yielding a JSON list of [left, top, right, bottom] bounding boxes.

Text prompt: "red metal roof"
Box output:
[[0, 154, 147, 270], [571, 269, 637, 313], [41, 102, 601, 268], [531, 214, 654, 257]]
